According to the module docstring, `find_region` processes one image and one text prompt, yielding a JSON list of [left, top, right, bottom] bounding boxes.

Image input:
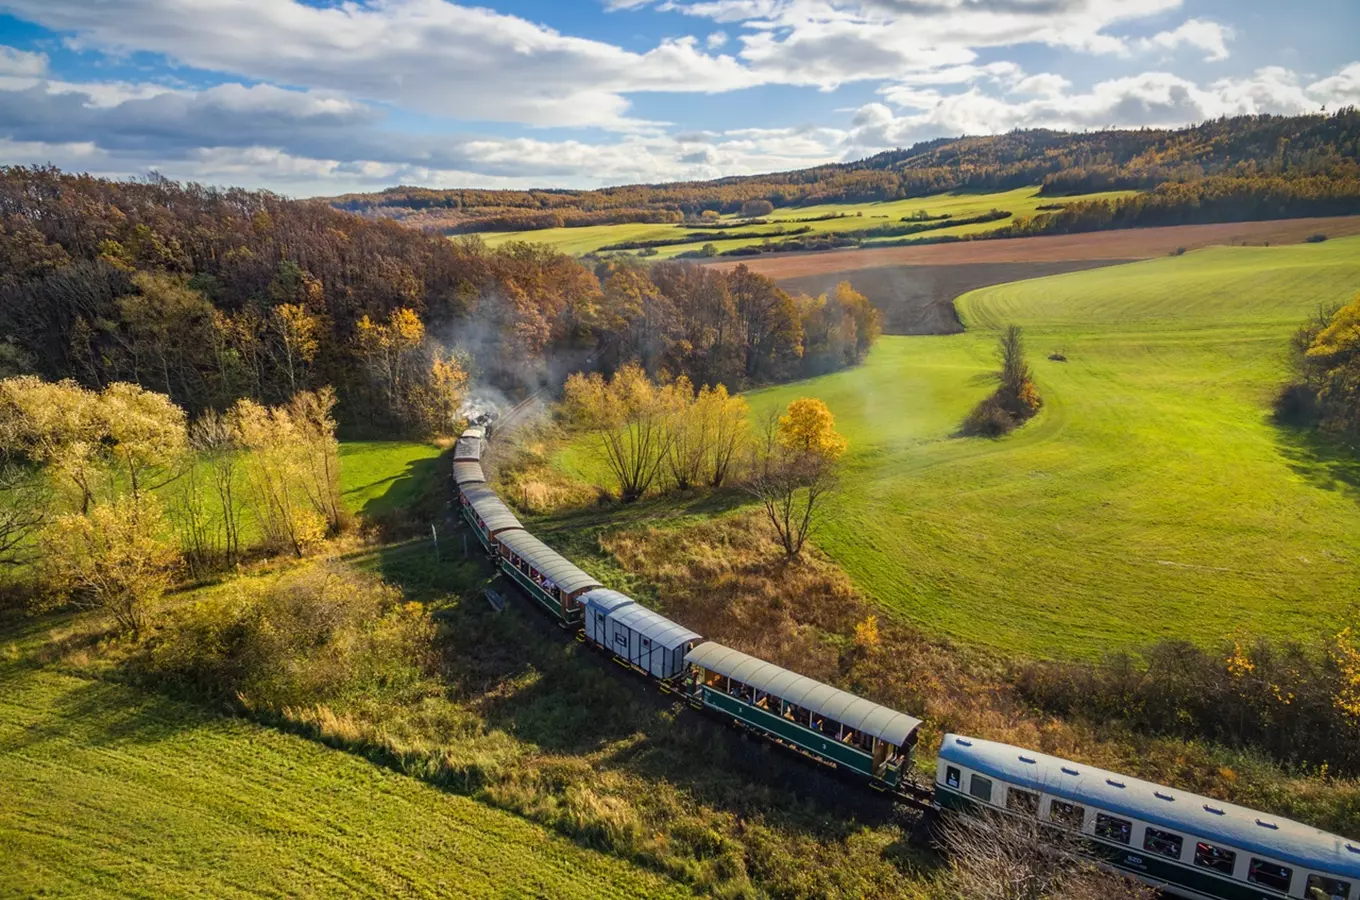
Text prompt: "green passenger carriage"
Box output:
[[684, 642, 922, 789]]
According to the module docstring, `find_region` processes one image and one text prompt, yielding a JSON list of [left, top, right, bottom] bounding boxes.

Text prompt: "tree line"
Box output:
[[326, 110, 1360, 231], [0, 376, 347, 631], [0, 167, 878, 439]]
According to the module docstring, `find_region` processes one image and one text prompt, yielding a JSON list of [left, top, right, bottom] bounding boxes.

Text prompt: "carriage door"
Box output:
[[594, 611, 606, 645]]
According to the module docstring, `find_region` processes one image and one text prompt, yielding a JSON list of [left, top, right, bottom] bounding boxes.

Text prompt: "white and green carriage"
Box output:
[[684, 641, 922, 789]]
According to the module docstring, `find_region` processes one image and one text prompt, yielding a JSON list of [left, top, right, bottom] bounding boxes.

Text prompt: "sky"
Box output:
[[0, 0, 1355, 197]]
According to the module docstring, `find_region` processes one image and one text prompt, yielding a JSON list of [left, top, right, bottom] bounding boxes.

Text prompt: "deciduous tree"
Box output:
[[748, 398, 846, 558], [563, 363, 680, 502]]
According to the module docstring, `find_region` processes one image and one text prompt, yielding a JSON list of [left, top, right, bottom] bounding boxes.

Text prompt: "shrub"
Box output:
[[134, 560, 435, 710], [740, 199, 774, 218], [1305, 233, 1328, 243], [961, 396, 1018, 436], [1273, 382, 1319, 424]]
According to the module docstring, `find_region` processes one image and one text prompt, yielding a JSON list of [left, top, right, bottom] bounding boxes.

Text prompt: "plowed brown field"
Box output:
[[712, 216, 1360, 334]]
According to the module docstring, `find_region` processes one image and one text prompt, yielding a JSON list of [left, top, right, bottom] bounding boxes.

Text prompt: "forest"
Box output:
[[0, 166, 879, 437], [328, 110, 1360, 233]]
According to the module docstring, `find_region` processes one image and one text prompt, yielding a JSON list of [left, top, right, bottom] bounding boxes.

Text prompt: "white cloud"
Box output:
[[1309, 63, 1360, 107], [0, 0, 759, 130], [1138, 18, 1232, 62], [848, 65, 1337, 155], [0, 45, 47, 77], [706, 30, 729, 48]]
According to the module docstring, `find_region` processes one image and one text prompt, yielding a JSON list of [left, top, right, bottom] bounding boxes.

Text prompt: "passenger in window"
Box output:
[[1307, 875, 1352, 900]]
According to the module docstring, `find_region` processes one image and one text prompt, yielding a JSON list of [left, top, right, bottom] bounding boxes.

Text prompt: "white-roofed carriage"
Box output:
[[459, 484, 522, 553], [495, 530, 601, 624], [580, 589, 700, 681], [684, 641, 922, 789]]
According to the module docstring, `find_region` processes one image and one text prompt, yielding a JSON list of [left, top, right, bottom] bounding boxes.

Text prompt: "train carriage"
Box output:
[[453, 461, 486, 487], [495, 530, 601, 623], [454, 431, 483, 462], [580, 589, 700, 681], [459, 484, 522, 553], [935, 734, 1360, 900], [684, 641, 921, 788]]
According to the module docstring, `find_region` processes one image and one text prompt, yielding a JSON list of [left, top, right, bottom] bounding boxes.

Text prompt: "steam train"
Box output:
[[453, 425, 1359, 900]]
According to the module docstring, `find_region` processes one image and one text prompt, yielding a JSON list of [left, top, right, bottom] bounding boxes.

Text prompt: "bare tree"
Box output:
[[746, 407, 839, 559], [935, 809, 1157, 900], [0, 463, 48, 570]]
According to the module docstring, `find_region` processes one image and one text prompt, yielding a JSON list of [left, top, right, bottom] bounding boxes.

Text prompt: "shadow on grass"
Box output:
[[1274, 424, 1360, 498], [354, 451, 448, 522]]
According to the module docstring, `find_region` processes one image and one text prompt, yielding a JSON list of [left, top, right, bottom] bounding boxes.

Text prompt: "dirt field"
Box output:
[[779, 259, 1135, 334], [712, 216, 1360, 334]]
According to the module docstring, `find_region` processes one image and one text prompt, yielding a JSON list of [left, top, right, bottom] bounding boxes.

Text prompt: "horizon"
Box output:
[[0, 0, 1356, 198]]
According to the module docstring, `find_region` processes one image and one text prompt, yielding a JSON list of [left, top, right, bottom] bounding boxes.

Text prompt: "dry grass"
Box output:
[[601, 510, 1360, 834]]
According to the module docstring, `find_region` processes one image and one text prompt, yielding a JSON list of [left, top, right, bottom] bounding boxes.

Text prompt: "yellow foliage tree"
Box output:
[[778, 397, 847, 461], [563, 363, 681, 502], [40, 493, 179, 634]]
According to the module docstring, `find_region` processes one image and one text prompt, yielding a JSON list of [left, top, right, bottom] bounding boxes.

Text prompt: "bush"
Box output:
[[134, 560, 435, 710], [1305, 233, 1328, 243], [740, 199, 774, 218], [1273, 382, 1319, 424], [961, 396, 1018, 436]]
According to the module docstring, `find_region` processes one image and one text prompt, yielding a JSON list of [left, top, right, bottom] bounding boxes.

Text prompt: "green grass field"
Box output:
[[557, 237, 1360, 657], [338, 441, 445, 517], [480, 187, 1133, 259], [0, 619, 690, 899]]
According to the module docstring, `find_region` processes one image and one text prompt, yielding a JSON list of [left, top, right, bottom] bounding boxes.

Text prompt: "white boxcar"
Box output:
[[582, 589, 635, 647], [580, 588, 702, 681]]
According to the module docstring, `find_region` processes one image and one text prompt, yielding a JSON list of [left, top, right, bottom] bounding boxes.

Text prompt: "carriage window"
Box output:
[[1143, 828, 1184, 859], [1006, 788, 1039, 816], [1094, 814, 1131, 845], [945, 766, 961, 789], [1248, 859, 1292, 892], [1194, 842, 1236, 876], [1049, 800, 1085, 829], [1307, 875, 1352, 900], [969, 775, 993, 803]]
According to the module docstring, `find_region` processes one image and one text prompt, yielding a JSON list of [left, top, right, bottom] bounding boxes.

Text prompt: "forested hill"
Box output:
[[328, 110, 1360, 233], [0, 166, 878, 437]]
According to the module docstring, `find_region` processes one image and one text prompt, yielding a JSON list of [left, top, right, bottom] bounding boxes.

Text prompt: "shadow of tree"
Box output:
[[1274, 423, 1360, 498], [353, 450, 448, 523]]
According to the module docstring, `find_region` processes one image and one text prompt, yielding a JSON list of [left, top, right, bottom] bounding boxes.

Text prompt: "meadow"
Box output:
[[557, 237, 1360, 658], [0, 618, 692, 899], [479, 187, 1134, 259]]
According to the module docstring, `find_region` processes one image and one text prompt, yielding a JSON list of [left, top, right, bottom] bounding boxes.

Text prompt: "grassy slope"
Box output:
[[0, 620, 690, 900], [480, 187, 1133, 259], [558, 238, 1360, 658], [749, 238, 1360, 657], [338, 441, 445, 517]]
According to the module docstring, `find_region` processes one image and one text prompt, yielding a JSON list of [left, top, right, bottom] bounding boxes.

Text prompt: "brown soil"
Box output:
[[708, 216, 1360, 335], [778, 260, 1133, 335], [712, 216, 1360, 277]]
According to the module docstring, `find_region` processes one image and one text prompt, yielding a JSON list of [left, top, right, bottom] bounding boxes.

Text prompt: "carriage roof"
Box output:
[[461, 485, 522, 535], [453, 435, 482, 461], [940, 733, 1360, 877], [497, 530, 601, 596], [453, 461, 486, 486], [685, 642, 922, 747]]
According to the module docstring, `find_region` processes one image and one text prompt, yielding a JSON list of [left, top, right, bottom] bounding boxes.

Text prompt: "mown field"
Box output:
[[479, 187, 1133, 259], [558, 236, 1360, 657], [0, 621, 692, 899]]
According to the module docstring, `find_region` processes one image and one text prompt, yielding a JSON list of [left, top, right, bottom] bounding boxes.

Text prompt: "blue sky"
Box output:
[[0, 0, 1354, 196]]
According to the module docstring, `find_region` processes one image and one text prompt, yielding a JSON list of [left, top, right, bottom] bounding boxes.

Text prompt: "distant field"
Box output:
[[558, 237, 1360, 657], [479, 187, 1133, 259], [0, 621, 691, 899], [720, 215, 1360, 279]]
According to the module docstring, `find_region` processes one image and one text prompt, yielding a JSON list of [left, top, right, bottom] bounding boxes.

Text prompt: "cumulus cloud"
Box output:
[[0, 0, 758, 130], [1138, 18, 1232, 62], [849, 65, 1335, 156]]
